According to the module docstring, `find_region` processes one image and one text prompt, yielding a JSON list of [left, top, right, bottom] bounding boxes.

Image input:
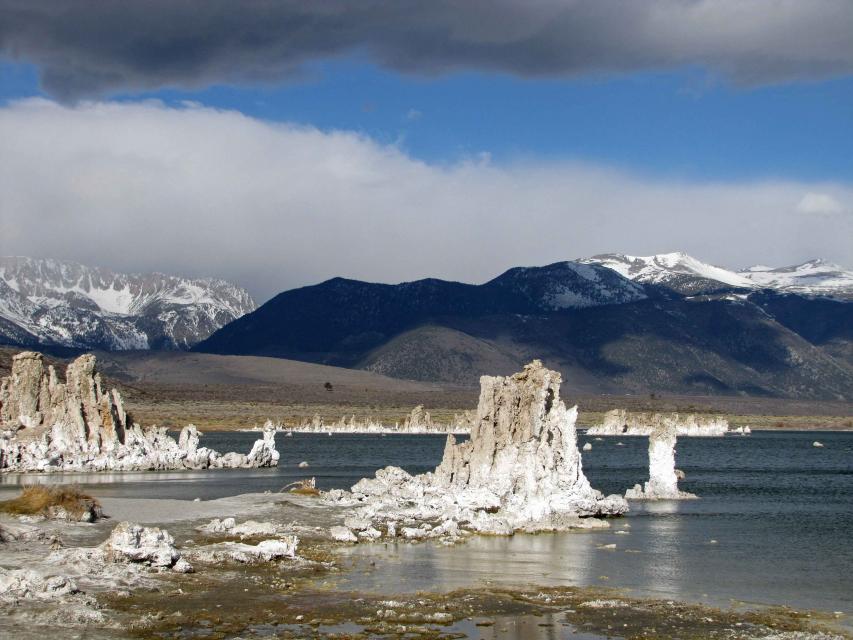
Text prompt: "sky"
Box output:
[[1, 1, 851, 302]]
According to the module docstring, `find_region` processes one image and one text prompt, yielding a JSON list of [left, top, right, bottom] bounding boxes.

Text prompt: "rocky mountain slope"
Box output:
[[196, 256, 853, 400], [0, 257, 255, 350]]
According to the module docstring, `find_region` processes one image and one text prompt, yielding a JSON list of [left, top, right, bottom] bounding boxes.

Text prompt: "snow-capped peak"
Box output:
[[580, 252, 754, 294], [0, 257, 257, 350], [739, 259, 853, 299]]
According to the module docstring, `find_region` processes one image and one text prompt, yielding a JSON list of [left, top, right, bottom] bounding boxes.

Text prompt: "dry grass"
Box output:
[[288, 486, 321, 496], [280, 478, 320, 496], [0, 485, 101, 520]]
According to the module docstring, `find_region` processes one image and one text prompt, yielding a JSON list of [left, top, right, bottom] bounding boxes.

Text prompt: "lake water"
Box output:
[[2, 430, 851, 619]]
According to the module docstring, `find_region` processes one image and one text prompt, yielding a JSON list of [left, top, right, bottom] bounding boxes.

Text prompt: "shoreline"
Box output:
[[2, 489, 849, 640], [229, 424, 853, 434], [122, 396, 852, 432]]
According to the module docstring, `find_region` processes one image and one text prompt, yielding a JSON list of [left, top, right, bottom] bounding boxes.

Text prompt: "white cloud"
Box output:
[[405, 108, 422, 121], [796, 192, 845, 215], [0, 98, 850, 301]]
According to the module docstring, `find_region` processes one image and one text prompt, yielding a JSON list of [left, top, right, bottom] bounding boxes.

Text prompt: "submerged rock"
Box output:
[[625, 419, 697, 500], [588, 409, 729, 437], [326, 360, 626, 538], [0, 351, 279, 472]]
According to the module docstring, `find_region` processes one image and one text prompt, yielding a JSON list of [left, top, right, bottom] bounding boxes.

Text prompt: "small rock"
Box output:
[[101, 522, 190, 572], [358, 527, 382, 540], [427, 612, 453, 624], [343, 517, 372, 532], [329, 526, 357, 543]]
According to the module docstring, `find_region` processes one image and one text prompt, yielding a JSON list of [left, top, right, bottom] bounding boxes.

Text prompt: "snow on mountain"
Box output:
[[581, 252, 853, 300], [0, 257, 256, 350], [579, 252, 756, 295], [489, 261, 648, 309], [739, 259, 853, 300]]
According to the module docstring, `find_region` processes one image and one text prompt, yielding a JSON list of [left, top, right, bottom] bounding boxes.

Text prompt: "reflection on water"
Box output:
[[452, 613, 603, 640], [640, 500, 683, 597], [1, 430, 852, 617]]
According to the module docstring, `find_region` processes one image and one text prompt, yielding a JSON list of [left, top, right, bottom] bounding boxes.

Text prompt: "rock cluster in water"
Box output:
[[587, 409, 729, 437], [325, 360, 627, 538], [625, 418, 697, 500], [0, 351, 278, 472], [269, 405, 470, 435]]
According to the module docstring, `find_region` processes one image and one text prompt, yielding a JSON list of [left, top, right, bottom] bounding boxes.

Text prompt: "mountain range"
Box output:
[[581, 252, 853, 298], [0, 257, 255, 350], [195, 253, 853, 400], [3, 253, 851, 400]]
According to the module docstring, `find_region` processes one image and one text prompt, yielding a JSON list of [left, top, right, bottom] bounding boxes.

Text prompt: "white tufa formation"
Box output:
[[625, 418, 696, 500], [187, 537, 299, 565], [100, 522, 193, 573], [0, 568, 79, 602], [264, 407, 470, 435], [45, 521, 193, 576], [587, 409, 729, 437], [325, 360, 627, 537], [0, 351, 279, 472]]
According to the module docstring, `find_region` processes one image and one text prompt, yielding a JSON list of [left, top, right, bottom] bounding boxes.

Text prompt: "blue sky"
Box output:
[[1, 2, 852, 296], [3, 58, 851, 182]]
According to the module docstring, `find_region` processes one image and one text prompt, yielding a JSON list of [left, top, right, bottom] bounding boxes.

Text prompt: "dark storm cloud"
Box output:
[[1, 1, 852, 98]]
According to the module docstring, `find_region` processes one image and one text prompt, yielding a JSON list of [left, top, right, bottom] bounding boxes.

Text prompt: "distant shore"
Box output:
[[124, 398, 852, 432], [3, 346, 850, 432]]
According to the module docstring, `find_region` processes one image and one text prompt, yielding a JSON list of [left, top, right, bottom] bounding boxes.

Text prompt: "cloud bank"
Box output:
[[797, 192, 846, 216], [0, 99, 850, 301], [1, 1, 852, 98]]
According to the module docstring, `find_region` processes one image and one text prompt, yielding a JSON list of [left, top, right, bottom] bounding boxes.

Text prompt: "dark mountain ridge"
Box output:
[[196, 261, 853, 400]]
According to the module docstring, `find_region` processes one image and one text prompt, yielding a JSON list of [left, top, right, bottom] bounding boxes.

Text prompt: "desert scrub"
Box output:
[[281, 478, 321, 496], [0, 485, 103, 522]]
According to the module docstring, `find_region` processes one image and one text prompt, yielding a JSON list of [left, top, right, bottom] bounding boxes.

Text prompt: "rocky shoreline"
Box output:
[[1, 491, 848, 640], [0, 352, 847, 638]]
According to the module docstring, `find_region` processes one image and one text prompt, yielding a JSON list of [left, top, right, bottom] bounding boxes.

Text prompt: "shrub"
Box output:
[[0, 485, 102, 521]]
